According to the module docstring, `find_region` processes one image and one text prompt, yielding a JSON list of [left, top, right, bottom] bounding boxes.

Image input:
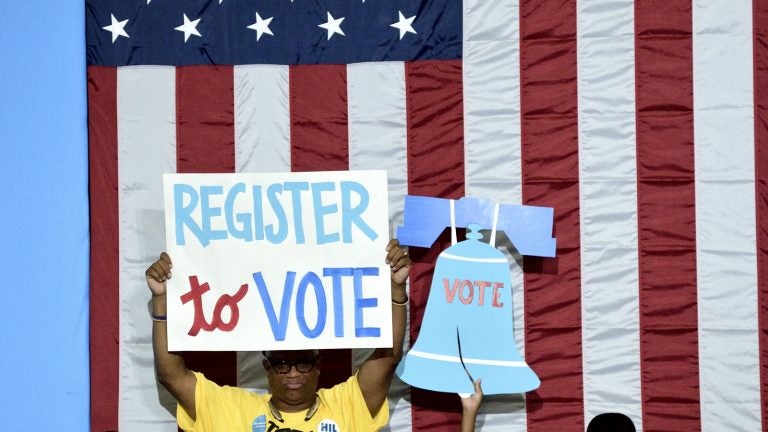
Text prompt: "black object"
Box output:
[[586, 413, 636, 432]]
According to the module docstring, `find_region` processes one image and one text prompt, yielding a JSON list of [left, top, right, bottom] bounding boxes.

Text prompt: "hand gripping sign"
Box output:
[[395, 196, 556, 396], [162, 170, 391, 351]]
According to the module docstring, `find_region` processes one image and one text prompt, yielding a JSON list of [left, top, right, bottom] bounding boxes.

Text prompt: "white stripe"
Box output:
[[233, 64, 292, 389], [463, 0, 527, 429], [693, 1, 761, 431], [234, 65, 291, 173], [576, 0, 642, 429], [347, 61, 412, 432], [450, 199, 457, 244], [463, 0, 523, 206], [408, 350, 529, 367], [347, 61, 408, 237], [117, 66, 178, 431], [490, 202, 499, 247], [441, 252, 509, 263]]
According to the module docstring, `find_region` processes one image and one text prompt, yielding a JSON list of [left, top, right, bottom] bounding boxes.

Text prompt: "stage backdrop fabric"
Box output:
[[0, 2, 90, 431], [86, 0, 768, 431]]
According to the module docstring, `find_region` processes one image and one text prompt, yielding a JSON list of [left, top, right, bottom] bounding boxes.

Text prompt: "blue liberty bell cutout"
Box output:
[[395, 196, 555, 395]]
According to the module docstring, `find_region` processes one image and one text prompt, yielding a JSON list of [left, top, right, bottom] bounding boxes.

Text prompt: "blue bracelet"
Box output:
[[150, 313, 167, 322]]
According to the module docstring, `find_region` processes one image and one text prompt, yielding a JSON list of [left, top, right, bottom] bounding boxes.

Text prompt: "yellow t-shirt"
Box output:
[[177, 371, 389, 432]]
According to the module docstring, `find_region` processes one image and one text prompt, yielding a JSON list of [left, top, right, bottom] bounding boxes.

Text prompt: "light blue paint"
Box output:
[[0, 2, 89, 429], [397, 195, 557, 257]]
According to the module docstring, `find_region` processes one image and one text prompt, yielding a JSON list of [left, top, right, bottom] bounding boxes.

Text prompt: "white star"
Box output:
[[247, 12, 274, 41], [175, 14, 202, 43], [147, 0, 151, 4], [102, 14, 129, 43], [318, 12, 345, 40], [390, 11, 416, 40]]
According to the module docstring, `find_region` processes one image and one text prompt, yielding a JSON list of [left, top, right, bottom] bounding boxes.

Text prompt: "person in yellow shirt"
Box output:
[[145, 239, 410, 432]]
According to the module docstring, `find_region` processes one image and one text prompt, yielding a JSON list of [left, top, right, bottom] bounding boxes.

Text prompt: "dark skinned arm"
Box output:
[[146, 253, 198, 420], [357, 239, 410, 416]]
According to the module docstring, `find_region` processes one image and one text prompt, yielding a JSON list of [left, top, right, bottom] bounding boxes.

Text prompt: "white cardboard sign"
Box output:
[[163, 170, 390, 351]]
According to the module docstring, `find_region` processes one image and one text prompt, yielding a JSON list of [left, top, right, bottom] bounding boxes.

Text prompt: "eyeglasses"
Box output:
[[266, 357, 317, 374]]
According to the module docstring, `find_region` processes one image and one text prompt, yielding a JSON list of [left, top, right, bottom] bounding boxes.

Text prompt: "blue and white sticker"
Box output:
[[252, 414, 267, 432], [316, 419, 340, 432]]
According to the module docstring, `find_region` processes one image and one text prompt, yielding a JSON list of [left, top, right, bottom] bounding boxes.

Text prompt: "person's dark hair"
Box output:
[[261, 350, 320, 358], [586, 413, 635, 432]]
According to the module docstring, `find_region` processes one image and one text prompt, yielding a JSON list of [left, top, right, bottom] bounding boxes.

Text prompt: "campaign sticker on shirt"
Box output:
[[252, 414, 267, 432], [316, 419, 340, 432]]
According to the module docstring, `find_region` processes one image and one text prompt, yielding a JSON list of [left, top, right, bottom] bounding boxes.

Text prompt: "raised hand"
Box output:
[[386, 239, 411, 286], [145, 252, 173, 297]]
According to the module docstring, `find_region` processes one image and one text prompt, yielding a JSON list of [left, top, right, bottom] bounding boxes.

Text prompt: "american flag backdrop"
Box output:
[[86, 0, 768, 431]]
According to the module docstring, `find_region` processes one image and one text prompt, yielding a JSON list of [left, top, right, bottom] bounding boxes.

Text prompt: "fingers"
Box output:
[[474, 378, 483, 396], [386, 239, 411, 271], [460, 379, 483, 409], [145, 252, 173, 282]]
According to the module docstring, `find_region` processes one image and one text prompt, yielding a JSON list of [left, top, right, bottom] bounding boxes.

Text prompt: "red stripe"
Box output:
[[290, 64, 349, 172], [175, 66, 239, 389], [288, 64, 352, 388], [519, 1, 584, 430], [87, 66, 119, 432], [754, 1, 768, 429], [176, 66, 236, 174], [404, 59, 465, 431], [634, 3, 702, 430]]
